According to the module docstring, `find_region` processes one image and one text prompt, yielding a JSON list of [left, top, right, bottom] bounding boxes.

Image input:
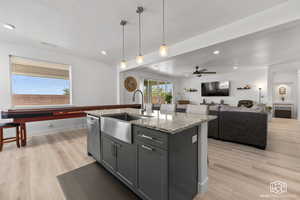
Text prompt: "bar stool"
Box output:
[[0, 123, 21, 151]]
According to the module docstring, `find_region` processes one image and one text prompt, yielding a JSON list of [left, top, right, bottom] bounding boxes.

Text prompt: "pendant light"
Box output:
[[120, 20, 127, 69], [159, 0, 168, 57], [136, 6, 144, 64]]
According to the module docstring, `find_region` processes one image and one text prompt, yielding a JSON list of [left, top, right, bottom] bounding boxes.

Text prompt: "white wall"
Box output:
[[0, 42, 117, 136], [176, 68, 268, 106], [268, 62, 300, 119], [120, 70, 179, 105], [272, 71, 297, 103]]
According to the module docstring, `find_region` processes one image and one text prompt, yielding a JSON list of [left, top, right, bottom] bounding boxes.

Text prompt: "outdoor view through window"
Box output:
[[144, 79, 173, 104], [10, 56, 71, 106]]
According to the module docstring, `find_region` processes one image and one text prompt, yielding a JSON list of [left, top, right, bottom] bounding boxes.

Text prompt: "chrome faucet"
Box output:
[[132, 89, 146, 113]]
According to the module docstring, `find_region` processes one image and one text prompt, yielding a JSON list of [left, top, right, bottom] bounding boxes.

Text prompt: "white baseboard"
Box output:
[[29, 124, 87, 137], [3, 118, 87, 137]]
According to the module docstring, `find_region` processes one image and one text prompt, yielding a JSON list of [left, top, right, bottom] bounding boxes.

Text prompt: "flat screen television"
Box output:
[[201, 81, 230, 96]]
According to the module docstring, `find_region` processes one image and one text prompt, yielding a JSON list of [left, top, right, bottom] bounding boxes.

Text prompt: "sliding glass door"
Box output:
[[143, 79, 173, 104]]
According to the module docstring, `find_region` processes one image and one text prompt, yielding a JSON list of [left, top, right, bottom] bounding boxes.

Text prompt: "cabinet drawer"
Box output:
[[133, 126, 168, 150]]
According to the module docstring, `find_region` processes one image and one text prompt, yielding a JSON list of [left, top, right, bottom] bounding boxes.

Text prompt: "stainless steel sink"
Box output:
[[102, 113, 141, 121], [100, 113, 151, 144]]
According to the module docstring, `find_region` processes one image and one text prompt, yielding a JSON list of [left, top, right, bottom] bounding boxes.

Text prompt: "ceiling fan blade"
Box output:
[[200, 72, 216, 74], [193, 69, 207, 74], [198, 68, 207, 72]]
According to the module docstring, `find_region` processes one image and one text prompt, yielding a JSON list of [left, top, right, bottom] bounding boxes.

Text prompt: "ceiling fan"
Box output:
[[192, 66, 216, 77]]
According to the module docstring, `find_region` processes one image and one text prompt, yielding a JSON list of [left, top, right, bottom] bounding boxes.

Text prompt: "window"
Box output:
[[10, 56, 71, 107], [143, 79, 173, 104]]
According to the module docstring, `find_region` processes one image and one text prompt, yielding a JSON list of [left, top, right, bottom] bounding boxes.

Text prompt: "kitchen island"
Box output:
[[86, 108, 216, 200]]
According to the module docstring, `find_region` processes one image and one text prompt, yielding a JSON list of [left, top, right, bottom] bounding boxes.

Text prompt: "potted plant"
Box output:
[[266, 106, 273, 121], [165, 94, 173, 104]]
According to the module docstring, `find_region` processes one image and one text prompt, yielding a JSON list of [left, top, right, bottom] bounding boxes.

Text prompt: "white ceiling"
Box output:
[[0, 0, 286, 65], [137, 20, 300, 77]]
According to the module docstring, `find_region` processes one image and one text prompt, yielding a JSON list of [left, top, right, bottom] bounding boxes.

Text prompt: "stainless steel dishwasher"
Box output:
[[87, 115, 101, 162]]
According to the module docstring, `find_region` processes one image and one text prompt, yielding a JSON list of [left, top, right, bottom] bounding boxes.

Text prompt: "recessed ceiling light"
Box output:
[[213, 50, 220, 55], [40, 41, 57, 47], [101, 50, 107, 55], [3, 23, 16, 30], [233, 66, 238, 70]]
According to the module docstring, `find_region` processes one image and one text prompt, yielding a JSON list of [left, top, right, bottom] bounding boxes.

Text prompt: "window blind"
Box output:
[[10, 56, 70, 80]]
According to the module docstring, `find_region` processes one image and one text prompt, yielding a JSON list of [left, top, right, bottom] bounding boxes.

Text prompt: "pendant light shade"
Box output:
[[136, 7, 144, 64], [120, 60, 127, 69], [159, 0, 168, 57], [120, 20, 127, 69], [136, 55, 144, 64], [159, 44, 168, 57]]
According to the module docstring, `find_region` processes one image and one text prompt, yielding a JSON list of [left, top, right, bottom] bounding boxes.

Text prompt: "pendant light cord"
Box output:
[[138, 12, 142, 56], [122, 24, 125, 60], [120, 20, 127, 62], [162, 0, 166, 44]]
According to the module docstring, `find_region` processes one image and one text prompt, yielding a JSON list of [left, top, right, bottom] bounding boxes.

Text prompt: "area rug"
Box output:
[[57, 162, 140, 200]]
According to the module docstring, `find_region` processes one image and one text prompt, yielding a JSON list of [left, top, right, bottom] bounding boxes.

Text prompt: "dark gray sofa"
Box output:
[[208, 108, 268, 149]]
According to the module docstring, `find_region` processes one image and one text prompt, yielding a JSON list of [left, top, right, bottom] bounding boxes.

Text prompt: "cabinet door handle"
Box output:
[[111, 142, 117, 157], [141, 145, 154, 151], [138, 134, 162, 143]]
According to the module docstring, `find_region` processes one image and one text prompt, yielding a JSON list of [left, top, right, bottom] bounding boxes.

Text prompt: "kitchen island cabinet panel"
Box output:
[[116, 140, 137, 187], [86, 108, 214, 200], [136, 142, 168, 200], [102, 135, 116, 170]]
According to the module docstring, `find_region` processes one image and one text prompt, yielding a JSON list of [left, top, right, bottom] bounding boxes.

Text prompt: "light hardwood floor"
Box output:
[[0, 118, 300, 200]]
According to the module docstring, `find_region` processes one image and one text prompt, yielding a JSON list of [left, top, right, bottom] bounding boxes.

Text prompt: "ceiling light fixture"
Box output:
[[159, 0, 168, 57], [213, 50, 220, 55], [120, 20, 127, 69], [136, 6, 144, 65], [101, 50, 107, 55], [3, 23, 16, 30], [233, 66, 238, 70]]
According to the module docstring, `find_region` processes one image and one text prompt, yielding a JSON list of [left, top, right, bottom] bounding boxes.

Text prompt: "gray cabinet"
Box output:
[[102, 135, 116, 170], [136, 142, 168, 200], [134, 126, 198, 200], [102, 134, 137, 187], [116, 141, 137, 187], [98, 125, 198, 200], [87, 115, 101, 162]]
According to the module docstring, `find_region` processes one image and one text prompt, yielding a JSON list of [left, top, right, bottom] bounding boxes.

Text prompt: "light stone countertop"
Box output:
[[86, 108, 217, 134]]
